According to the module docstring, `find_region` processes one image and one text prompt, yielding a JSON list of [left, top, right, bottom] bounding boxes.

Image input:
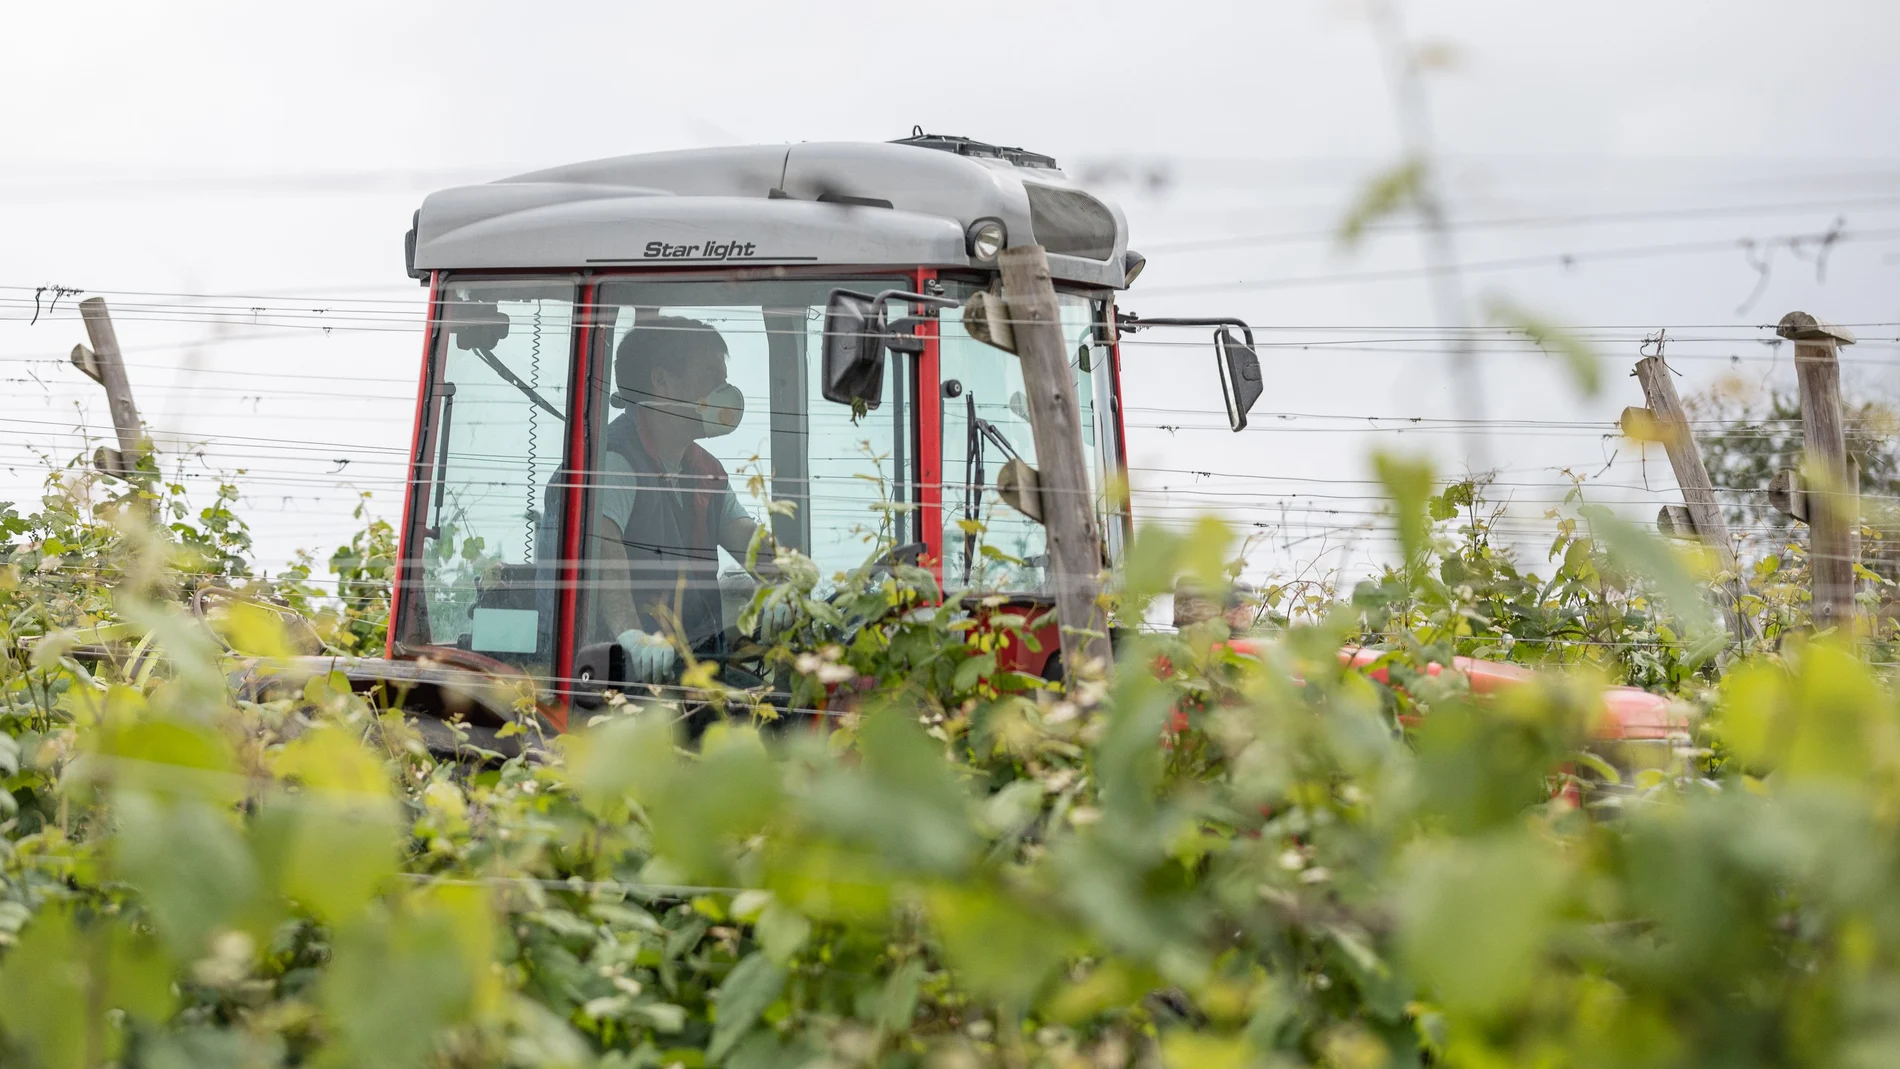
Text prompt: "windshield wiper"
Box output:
[[961, 393, 1025, 586], [471, 345, 565, 422], [974, 417, 1020, 462]]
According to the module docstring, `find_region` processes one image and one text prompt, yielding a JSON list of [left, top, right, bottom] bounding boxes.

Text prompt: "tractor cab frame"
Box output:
[[384, 134, 1260, 726]]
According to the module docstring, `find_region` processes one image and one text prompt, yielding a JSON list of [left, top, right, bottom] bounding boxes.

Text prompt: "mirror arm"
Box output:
[[869, 290, 960, 315], [1117, 313, 1255, 348], [882, 316, 932, 355], [869, 293, 959, 355]]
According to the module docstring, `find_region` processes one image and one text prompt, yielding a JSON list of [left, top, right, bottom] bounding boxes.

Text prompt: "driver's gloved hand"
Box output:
[[758, 597, 798, 639], [617, 629, 679, 683]]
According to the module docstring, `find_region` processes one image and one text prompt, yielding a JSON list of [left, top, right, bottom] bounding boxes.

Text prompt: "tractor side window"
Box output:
[[1088, 298, 1127, 565], [402, 279, 576, 680], [939, 287, 1107, 592]]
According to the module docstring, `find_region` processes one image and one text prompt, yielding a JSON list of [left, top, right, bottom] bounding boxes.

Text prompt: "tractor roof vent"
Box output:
[[891, 127, 1058, 170]]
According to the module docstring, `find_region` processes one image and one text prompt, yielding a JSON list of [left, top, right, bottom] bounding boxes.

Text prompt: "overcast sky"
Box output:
[[3, 0, 1897, 582]]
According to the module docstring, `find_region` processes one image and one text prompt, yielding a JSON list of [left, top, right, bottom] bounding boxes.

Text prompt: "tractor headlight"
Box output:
[[966, 218, 1007, 262]]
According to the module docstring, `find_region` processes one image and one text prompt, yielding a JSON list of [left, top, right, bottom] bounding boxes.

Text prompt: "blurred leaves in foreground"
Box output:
[[0, 461, 1896, 1068]]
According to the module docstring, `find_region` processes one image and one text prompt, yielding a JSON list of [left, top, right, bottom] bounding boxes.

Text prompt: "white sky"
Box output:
[[2, 0, 1897, 584]]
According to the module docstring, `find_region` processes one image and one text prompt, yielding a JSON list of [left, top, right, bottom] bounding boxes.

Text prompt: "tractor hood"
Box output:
[[408, 139, 1132, 288]]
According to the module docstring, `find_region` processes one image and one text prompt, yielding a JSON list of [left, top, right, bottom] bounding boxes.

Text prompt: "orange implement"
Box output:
[[1220, 640, 1686, 742]]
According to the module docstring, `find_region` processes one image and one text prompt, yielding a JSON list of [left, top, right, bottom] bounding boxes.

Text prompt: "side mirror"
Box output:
[[1112, 312, 1264, 432], [1214, 326, 1262, 432], [821, 288, 961, 407], [821, 289, 886, 407]]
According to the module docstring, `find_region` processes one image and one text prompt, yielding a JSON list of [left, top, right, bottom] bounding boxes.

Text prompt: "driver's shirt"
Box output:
[[591, 454, 749, 552], [590, 413, 750, 644]]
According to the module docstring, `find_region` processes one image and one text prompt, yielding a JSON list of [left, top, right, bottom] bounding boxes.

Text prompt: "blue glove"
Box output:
[[617, 629, 679, 683]]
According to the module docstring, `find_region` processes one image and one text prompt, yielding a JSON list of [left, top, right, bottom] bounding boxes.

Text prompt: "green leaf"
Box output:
[[0, 908, 91, 1069], [560, 712, 677, 819], [1576, 503, 1723, 659], [1374, 451, 1436, 575], [925, 884, 1081, 1007], [708, 952, 787, 1063], [877, 958, 926, 1031], [319, 901, 480, 1069], [113, 790, 257, 958], [93, 713, 242, 807], [253, 737, 402, 927], [1161, 1031, 1255, 1069], [1397, 829, 1566, 1016], [1487, 298, 1604, 398], [952, 652, 996, 693], [1121, 526, 1184, 620], [1785, 639, 1885, 783], [1339, 157, 1425, 247], [648, 726, 781, 884], [755, 900, 811, 965], [0, 908, 174, 1069]]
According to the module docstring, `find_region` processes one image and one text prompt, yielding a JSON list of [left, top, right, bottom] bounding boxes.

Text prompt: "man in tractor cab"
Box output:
[[591, 315, 765, 682]]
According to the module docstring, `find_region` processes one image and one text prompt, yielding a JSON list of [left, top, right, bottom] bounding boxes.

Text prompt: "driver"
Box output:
[[591, 315, 764, 680]]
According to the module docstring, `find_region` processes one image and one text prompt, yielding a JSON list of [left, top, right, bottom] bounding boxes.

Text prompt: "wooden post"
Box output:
[[1630, 356, 1754, 642], [1779, 311, 1858, 631], [1632, 358, 1739, 574], [74, 298, 149, 477], [998, 246, 1111, 682]]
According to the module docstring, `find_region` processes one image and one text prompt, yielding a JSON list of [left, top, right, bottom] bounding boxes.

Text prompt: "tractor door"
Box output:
[[570, 274, 916, 664], [936, 281, 1124, 594], [394, 277, 580, 684]]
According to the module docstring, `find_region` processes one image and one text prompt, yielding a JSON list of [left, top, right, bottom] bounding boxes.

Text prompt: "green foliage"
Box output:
[[1349, 471, 1721, 690], [278, 494, 397, 657], [6, 460, 1900, 1068]]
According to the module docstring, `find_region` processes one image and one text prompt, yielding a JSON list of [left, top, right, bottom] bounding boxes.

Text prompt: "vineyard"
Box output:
[[0, 430, 1896, 1069], [4, 5, 1895, 1066]]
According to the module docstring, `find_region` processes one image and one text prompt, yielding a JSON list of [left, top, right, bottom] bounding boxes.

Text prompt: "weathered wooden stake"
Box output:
[[73, 298, 149, 477], [1629, 356, 1751, 639], [998, 246, 1110, 682], [1780, 311, 1858, 631]]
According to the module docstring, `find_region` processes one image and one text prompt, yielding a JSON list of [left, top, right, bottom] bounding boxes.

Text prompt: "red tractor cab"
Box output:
[[383, 132, 1259, 728]]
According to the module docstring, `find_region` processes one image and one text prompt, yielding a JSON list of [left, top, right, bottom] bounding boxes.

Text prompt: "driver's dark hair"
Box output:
[[615, 315, 727, 397]]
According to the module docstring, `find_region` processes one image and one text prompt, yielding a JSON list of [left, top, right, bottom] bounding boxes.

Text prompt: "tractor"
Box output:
[[264, 130, 1678, 771]]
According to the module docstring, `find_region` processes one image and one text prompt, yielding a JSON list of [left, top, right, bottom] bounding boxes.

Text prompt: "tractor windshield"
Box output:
[[576, 276, 911, 655], [395, 274, 910, 679]]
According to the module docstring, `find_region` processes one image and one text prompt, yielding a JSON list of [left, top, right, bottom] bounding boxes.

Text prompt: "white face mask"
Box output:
[[625, 381, 745, 439], [690, 382, 745, 439]]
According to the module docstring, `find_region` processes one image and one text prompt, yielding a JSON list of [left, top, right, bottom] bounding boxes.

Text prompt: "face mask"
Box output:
[[691, 382, 745, 439], [624, 381, 745, 439]]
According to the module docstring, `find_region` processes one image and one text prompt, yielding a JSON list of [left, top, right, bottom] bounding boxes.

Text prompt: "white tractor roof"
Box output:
[[409, 138, 1133, 289]]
